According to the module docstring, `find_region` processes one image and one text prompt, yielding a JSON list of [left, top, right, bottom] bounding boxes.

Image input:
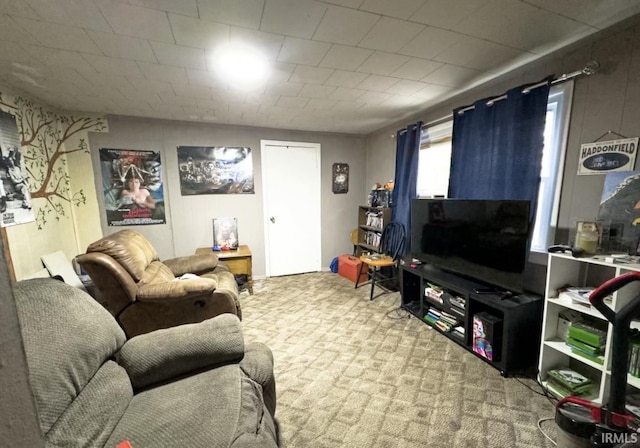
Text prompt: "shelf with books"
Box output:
[[401, 263, 543, 376], [538, 253, 640, 407]]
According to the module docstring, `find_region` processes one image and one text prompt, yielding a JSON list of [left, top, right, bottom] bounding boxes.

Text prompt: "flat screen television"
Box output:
[[411, 198, 531, 294]]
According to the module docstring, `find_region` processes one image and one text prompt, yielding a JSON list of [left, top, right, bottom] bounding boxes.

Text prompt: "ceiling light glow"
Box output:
[[214, 43, 270, 90]]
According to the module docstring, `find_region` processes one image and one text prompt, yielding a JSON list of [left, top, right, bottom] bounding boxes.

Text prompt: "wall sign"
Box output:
[[332, 163, 349, 194], [578, 137, 638, 175]]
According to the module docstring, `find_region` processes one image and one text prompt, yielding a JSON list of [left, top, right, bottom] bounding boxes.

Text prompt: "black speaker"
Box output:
[[472, 312, 503, 362]]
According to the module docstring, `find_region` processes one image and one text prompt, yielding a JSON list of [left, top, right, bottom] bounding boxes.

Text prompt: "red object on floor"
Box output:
[[116, 441, 133, 448], [338, 254, 368, 284]]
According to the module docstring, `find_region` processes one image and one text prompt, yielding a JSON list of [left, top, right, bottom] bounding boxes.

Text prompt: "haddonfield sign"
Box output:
[[578, 137, 638, 175]]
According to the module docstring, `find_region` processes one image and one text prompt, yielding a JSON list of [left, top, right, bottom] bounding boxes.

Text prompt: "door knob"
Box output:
[[270, 216, 275, 223]]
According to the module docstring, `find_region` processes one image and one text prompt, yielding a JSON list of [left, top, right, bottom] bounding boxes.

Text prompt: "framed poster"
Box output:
[[332, 163, 349, 194], [213, 217, 238, 250], [100, 148, 165, 226], [597, 170, 640, 254], [177, 146, 254, 195], [0, 111, 35, 227]]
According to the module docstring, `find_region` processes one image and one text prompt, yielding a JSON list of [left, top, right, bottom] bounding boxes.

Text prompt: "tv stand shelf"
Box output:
[[401, 263, 543, 376]]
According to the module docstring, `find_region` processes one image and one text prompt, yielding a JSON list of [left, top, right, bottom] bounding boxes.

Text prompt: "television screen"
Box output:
[[411, 199, 531, 293]]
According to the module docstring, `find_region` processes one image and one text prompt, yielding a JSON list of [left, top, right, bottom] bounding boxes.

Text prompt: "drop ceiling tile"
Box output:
[[171, 83, 216, 100], [229, 101, 260, 114], [453, 0, 591, 51], [0, 16, 38, 45], [25, 0, 112, 31], [150, 42, 206, 70], [127, 0, 198, 16], [245, 92, 280, 105], [319, 44, 372, 70], [229, 27, 285, 60], [261, 0, 327, 39], [290, 66, 334, 85], [277, 37, 331, 66], [399, 26, 463, 59], [434, 35, 523, 70], [357, 51, 410, 76], [299, 84, 337, 98], [13, 18, 102, 54], [413, 83, 451, 100], [199, 0, 263, 29], [269, 62, 296, 83], [112, 88, 162, 105], [327, 87, 365, 101], [316, 0, 364, 8], [410, 0, 487, 29], [137, 62, 189, 84], [0, 1, 39, 18], [83, 74, 133, 94], [0, 43, 41, 68], [385, 79, 429, 95], [82, 54, 145, 78], [265, 81, 304, 96], [169, 14, 229, 50], [324, 69, 368, 88], [94, 0, 174, 43], [332, 100, 365, 111], [186, 69, 224, 88], [304, 98, 338, 110], [357, 90, 393, 104], [359, 0, 426, 20], [158, 92, 198, 106], [313, 5, 379, 46], [277, 96, 310, 109], [421, 64, 480, 86], [357, 74, 399, 92], [358, 16, 424, 52], [87, 30, 157, 62], [22, 44, 90, 68], [391, 57, 442, 80]]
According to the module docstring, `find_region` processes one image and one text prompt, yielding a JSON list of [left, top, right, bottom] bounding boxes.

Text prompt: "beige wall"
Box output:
[[0, 92, 105, 280], [365, 15, 640, 292], [88, 116, 367, 276]]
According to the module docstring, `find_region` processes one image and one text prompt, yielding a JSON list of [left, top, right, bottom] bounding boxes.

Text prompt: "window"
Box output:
[[530, 81, 573, 254], [416, 120, 453, 198], [415, 81, 574, 258]]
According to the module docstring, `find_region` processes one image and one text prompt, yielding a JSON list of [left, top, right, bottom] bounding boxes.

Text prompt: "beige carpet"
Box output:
[[239, 272, 557, 448]]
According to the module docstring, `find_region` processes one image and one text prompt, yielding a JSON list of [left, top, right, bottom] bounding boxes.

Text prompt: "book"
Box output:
[[559, 286, 595, 305], [571, 348, 605, 365], [547, 368, 593, 394], [568, 322, 607, 347], [566, 336, 604, 356]]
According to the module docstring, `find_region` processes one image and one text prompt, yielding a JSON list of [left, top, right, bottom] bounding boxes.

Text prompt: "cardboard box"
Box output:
[[338, 254, 368, 284]]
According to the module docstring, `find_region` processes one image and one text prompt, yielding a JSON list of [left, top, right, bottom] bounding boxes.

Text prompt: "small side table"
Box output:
[[196, 245, 253, 294]]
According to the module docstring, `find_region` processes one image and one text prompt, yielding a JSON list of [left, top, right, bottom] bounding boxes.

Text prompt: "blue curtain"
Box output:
[[448, 77, 552, 216], [392, 121, 422, 255]]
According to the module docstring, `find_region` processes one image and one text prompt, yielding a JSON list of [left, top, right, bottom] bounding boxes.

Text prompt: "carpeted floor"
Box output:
[[239, 272, 558, 447]]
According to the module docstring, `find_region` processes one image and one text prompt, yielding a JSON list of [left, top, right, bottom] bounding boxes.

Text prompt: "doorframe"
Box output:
[[260, 139, 322, 277]]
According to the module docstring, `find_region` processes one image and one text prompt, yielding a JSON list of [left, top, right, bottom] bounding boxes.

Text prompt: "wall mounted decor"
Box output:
[[578, 134, 638, 175], [100, 148, 165, 226], [332, 163, 349, 194], [177, 146, 254, 195]]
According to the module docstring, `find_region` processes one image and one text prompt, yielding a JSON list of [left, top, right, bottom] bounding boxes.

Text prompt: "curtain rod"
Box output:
[[419, 60, 600, 126]]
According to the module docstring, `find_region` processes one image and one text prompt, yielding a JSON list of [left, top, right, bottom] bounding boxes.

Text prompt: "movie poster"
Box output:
[[100, 148, 165, 226], [177, 146, 254, 195], [0, 111, 35, 227], [597, 170, 640, 254]]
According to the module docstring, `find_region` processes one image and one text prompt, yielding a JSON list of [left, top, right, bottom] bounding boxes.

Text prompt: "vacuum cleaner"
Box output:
[[555, 271, 640, 447]]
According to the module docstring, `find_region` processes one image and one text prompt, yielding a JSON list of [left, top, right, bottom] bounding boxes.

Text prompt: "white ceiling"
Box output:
[[0, 0, 639, 135]]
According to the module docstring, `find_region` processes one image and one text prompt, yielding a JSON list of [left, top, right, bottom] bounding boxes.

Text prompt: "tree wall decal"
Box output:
[[0, 94, 106, 229]]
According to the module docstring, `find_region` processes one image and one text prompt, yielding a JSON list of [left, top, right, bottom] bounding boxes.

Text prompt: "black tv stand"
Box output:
[[400, 262, 543, 376]]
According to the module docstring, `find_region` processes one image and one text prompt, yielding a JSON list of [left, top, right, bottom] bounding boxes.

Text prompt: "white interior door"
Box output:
[[261, 140, 321, 276]]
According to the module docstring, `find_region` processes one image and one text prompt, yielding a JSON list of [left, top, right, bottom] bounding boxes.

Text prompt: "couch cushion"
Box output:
[[106, 365, 277, 447], [139, 260, 177, 284], [14, 278, 127, 434], [86, 229, 159, 281]]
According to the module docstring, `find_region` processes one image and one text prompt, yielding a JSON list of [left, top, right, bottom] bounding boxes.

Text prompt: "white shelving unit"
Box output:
[[538, 253, 640, 404]]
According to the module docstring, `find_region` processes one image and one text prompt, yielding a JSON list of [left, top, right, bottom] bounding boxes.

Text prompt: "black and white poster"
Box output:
[[332, 163, 349, 194], [177, 146, 254, 195], [100, 148, 165, 226], [0, 111, 34, 227]]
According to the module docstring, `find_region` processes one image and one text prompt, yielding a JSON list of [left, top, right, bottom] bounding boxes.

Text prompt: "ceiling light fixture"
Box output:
[[213, 42, 270, 90]]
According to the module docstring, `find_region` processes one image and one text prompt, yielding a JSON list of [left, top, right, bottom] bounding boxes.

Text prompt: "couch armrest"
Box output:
[[163, 253, 219, 277], [136, 277, 218, 301], [117, 314, 244, 389]]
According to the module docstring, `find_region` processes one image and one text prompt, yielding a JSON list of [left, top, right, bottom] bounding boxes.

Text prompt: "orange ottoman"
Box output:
[[338, 254, 368, 284]]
